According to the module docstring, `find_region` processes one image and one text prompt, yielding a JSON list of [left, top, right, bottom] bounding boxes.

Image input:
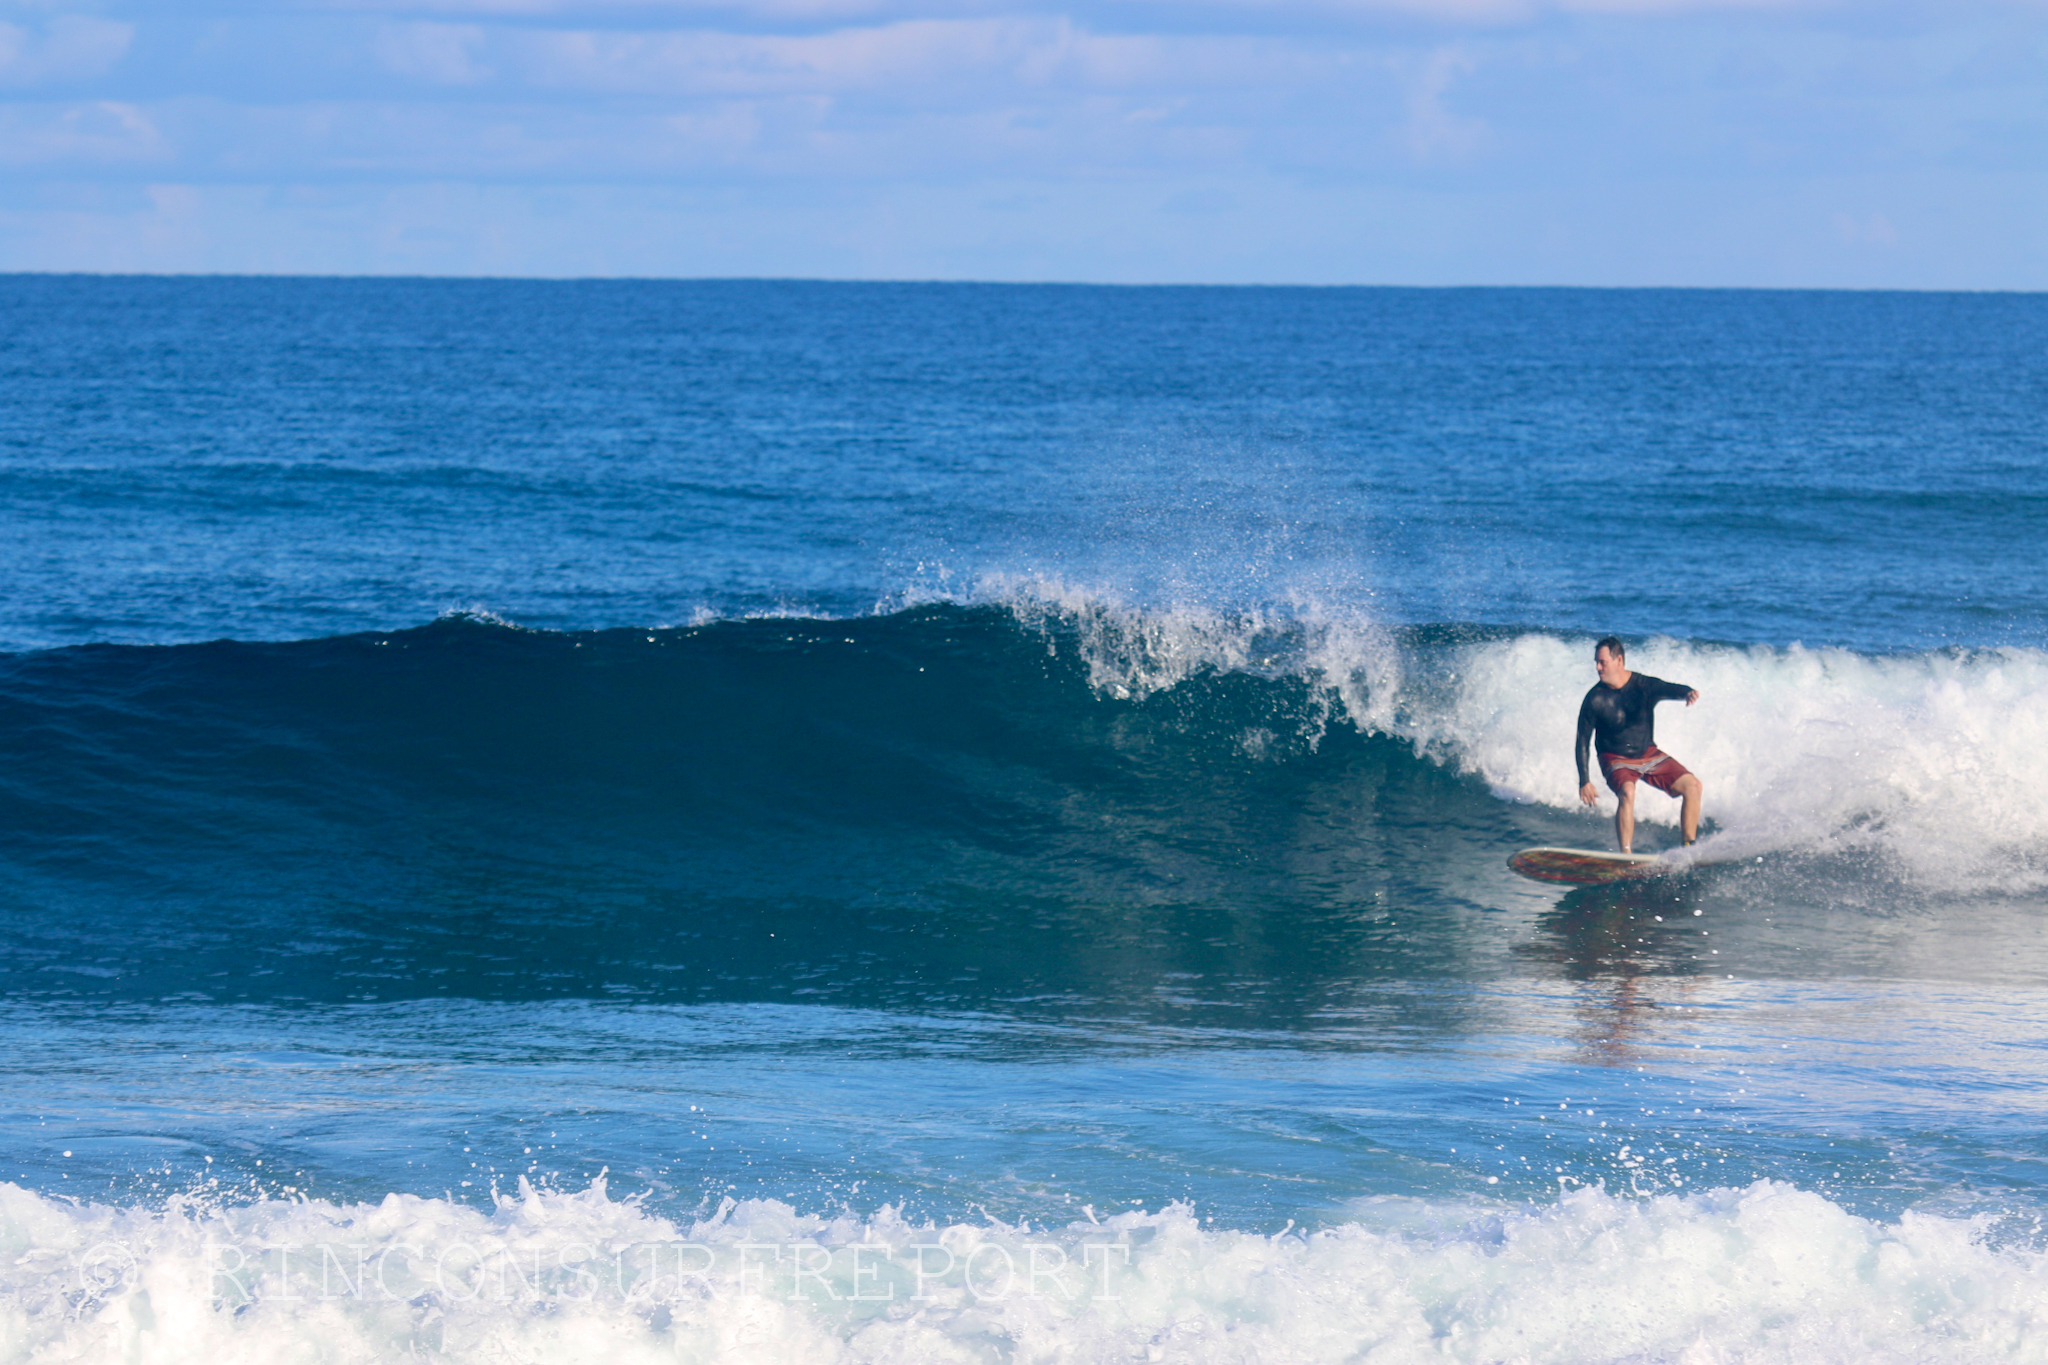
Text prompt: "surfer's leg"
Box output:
[[1673, 772, 1702, 844], [1613, 783, 1636, 853]]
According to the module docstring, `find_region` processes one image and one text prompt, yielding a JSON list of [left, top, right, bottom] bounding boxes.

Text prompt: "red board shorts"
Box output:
[[1599, 747, 1691, 798]]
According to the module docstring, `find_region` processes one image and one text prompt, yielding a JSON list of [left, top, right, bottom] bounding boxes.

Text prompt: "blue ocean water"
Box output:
[[2, 277, 2047, 1362]]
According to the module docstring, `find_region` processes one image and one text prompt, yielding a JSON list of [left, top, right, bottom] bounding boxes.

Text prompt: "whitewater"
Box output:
[[10, 1179, 2048, 1364], [2, 277, 2045, 1364]]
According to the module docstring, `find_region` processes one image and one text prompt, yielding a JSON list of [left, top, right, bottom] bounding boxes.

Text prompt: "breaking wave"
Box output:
[[5, 1177, 2045, 1364]]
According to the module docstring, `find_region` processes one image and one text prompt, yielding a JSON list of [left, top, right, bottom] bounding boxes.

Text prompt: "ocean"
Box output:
[[1, 276, 2045, 1362]]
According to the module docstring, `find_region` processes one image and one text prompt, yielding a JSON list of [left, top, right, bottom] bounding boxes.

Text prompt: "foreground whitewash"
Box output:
[[4, 1177, 2045, 1364]]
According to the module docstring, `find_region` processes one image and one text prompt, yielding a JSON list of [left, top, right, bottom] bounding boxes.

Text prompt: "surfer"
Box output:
[[1575, 637, 1703, 853]]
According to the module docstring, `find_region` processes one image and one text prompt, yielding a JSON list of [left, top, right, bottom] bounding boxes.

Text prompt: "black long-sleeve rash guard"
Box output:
[[1575, 672, 1694, 785]]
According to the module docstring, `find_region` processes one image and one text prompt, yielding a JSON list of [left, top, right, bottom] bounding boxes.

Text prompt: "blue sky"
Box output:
[[2, 0, 2043, 283]]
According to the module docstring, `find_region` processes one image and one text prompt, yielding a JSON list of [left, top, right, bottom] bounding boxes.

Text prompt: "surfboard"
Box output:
[[1507, 846, 1668, 884]]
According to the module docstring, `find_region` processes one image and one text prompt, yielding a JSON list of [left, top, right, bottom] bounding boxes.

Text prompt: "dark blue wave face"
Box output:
[[2, 278, 2043, 654], [0, 610, 1486, 1014]]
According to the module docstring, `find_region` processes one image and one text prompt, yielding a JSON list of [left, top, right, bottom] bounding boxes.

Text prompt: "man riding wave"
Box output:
[[1576, 636, 1704, 853]]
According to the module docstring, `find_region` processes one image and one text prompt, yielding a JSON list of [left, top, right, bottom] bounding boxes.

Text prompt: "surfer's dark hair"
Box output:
[[1595, 635, 1625, 660]]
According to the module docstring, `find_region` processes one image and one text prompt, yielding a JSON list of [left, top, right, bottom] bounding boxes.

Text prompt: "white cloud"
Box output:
[[1554, 0, 1809, 11], [0, 14, 133, 87], [0, 99, 164, 163], [657, 102, 768, 159], [1326, 0, 1814, 15], [468, 19, 1314, 99], [303, 0, 1849, 23], [375, 21, 493, 83], [1399, 44, 1485, 159], [521, 20, 1062, 96], [121, 87, 1252, 179], [1834, 209, 1898, 245], [325, 0, 939, 18]]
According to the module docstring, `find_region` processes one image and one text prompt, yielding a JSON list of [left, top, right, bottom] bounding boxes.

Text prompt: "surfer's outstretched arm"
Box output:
[[1644, 676, 1695, 706]]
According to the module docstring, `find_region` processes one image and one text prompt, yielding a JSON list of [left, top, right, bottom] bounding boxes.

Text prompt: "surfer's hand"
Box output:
[[1579, 782, 1598, 806], [1686, 690, 1700, 705]]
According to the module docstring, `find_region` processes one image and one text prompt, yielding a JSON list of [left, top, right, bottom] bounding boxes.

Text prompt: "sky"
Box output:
[[1, 0, 2044, 284]]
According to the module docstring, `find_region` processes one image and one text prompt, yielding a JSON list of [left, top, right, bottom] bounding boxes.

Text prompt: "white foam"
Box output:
[[4, 1179, 2044, 1363], [1430, 635, 2048, 892]]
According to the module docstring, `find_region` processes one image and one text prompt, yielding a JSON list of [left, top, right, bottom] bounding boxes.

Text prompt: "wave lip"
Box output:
[[5, 1178, 2045, 1363]]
